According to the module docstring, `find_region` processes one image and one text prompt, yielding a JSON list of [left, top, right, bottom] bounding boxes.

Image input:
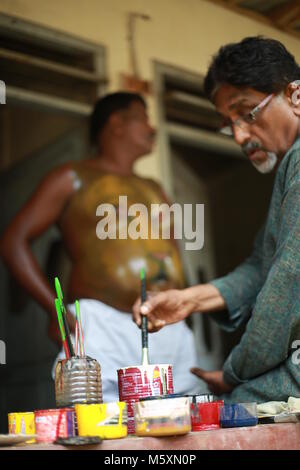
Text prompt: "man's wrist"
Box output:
[[182, 283, 225, 313], [182, 285, 205, 313]]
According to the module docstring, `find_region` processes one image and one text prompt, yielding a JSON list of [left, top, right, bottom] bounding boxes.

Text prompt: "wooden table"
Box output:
[[1, 423, 300, 450]]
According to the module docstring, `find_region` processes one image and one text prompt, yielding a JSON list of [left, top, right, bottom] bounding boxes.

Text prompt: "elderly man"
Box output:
[[1, 92, 200, 402], [134, 37, 300, 403]]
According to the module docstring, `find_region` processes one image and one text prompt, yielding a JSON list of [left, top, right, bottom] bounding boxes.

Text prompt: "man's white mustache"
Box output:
[[242, 141, 263, 156]]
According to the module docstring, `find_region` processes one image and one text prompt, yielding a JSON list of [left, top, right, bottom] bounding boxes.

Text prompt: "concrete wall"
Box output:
[[0, 105, 86, 171], [0, 0, 300, 180], [0, 0, 299, 431]]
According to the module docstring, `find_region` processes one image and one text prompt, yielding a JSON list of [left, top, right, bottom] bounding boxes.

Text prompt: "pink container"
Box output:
[[34, 408, 76, 443], [190, 400, 224, 432], [118, 364, 173, 434]]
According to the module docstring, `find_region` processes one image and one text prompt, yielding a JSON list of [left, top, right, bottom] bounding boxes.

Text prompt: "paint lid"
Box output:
[[139, 393, 184, 401], [117, 364, 172, 372], [34, 408, 74, 414], [185, 394, 216, 403], [55, 436, 102, 446]]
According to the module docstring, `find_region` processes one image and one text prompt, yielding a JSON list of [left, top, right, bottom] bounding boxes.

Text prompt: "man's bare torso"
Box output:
[[59, 162, 185, 312]]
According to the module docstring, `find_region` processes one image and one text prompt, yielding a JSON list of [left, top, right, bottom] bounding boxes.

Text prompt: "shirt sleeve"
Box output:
[[222, 181, 300, 386], [220, 354, 300, 403], [209, 225, 265, 332]]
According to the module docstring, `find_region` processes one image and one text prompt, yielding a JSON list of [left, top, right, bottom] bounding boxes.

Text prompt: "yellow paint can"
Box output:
[[8, 412, 36, 443], [75, 402, 127, 439]]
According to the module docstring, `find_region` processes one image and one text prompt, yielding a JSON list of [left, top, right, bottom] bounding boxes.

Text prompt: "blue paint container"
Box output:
[[220, 403, 257, 428]]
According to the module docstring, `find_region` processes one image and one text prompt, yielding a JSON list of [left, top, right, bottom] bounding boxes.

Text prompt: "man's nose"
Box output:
[[233, 125, 251, 146]]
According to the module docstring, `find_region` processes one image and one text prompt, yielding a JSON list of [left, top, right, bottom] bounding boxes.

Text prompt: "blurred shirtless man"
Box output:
[[1, 92, 200, 401]]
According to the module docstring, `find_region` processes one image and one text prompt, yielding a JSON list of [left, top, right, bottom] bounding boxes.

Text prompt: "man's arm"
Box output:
[[133, 283, 226, 331], [0, 163, 76, 344], [222, 181, 300, 386]]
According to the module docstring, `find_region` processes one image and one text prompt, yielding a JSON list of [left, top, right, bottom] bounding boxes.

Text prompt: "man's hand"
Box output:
[[132, 284, 226, 332], [133, 289, 195, 332], [47, 311, 76, 348], [190, 368, 234, 395]]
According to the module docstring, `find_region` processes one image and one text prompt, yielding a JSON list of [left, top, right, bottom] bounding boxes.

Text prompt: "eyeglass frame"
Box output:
[[219, 93, 274, 136]]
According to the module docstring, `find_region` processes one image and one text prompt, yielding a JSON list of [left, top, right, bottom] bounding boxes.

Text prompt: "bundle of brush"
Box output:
[[54, 277, 102, 407]]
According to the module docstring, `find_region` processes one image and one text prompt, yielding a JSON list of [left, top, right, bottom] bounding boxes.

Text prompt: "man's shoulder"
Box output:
[[136, 175, 162, 189], [281, 136, 300, 190]]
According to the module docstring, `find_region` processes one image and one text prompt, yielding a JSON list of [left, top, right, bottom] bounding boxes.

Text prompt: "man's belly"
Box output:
[[67, 253, 184, 312]]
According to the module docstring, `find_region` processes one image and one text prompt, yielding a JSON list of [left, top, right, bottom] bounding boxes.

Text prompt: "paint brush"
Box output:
[[140, 268, 149, 366], [75, 321, 79, 356], [55, 277, 75, 357], [75, 300, 85, 357], [55, 298, 70, 359]]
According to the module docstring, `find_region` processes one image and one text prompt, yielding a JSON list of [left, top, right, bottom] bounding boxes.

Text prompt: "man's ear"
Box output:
[[286, 81, 300, 107], [108, 112, 124, 136], [285, 81, 300, 117]]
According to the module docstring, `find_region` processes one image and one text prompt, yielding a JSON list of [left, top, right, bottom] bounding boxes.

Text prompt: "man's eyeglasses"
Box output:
[[219, 93, 274, 137]]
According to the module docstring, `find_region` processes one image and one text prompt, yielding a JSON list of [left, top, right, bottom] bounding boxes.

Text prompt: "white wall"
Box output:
[[0, 0, 300, 179]]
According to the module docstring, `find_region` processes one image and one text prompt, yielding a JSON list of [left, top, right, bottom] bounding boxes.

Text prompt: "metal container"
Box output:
[[34, 408, 76, 443], [118, 364, 173, 434], [75, 402, 128, 439], [55, 356, 102, 407], [8, 411, 36, 443]]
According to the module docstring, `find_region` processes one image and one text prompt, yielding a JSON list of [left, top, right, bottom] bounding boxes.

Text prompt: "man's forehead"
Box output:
[[128, 100, 146, 112], [214, 84, 263, 111]]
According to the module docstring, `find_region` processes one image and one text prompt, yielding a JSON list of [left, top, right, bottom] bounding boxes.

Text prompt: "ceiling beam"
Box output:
[[225, 0, 242, 4], [286, 13, 300, 28], [205, 0, 271, 26], [269, 0, 300, 27], [205, 0, 300, 41]]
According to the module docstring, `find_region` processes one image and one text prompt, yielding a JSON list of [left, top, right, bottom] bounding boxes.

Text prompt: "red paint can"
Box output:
[[118, 364, 173, 434], [34, 408, 76, 443], [190, 400, 224, 432]]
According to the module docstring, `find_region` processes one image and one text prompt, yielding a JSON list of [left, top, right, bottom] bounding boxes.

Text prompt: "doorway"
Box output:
[[0, 13, 106, 432]]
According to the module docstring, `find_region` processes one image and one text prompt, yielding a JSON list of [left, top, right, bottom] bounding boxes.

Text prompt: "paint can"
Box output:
[[55, 356, 102, 407], [134, 396, 191, 437], [190, 400, 224, 432], [75, 402, 127, 439], [220, 403, 258, 428], [117, 364, 173, 434], [8, 412, 36, 443], [34, 408, 76, 443]]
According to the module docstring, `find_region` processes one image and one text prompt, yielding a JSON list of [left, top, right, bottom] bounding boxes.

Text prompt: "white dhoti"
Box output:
[[53, 298, 202, 403]]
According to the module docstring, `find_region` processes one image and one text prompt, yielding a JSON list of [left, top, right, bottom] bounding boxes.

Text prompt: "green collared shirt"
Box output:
[[211, 134, 300, 403]]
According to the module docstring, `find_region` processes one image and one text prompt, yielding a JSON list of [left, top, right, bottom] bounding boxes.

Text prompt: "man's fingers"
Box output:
[[133, 292, 168, 331], [132, 297, 166, 331], [190, 367, 209, 380], [132, 297, 142, 326], [140, 292, 166, 315], [140, 301, 152, 315], [147, 318, 166, 333]]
